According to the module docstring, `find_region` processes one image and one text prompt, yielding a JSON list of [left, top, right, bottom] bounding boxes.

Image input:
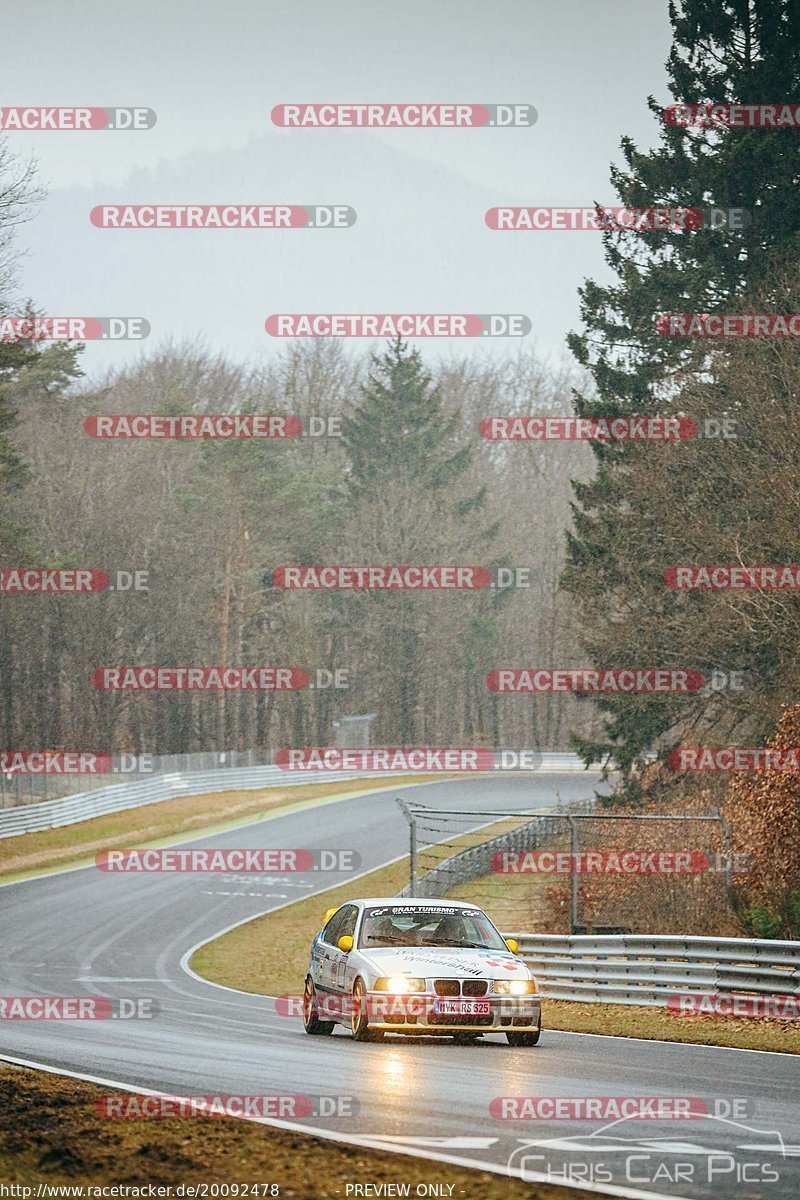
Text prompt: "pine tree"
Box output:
[[563, 0, 800, 777], [0, 135, 44, 554], [0, 338, 34, 495], [569, 0, 800, 414], [342, 337, 474, 498], [342, 339, 497, 743]]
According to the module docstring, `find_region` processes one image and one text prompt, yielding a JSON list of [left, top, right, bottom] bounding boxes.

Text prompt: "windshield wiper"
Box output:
[[422, 939, 488, 949]]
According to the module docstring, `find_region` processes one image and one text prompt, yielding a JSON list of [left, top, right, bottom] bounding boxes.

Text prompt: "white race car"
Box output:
[[302, 897, 541, 1044]]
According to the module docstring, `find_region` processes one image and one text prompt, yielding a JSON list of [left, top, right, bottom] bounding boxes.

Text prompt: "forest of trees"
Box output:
[[0, 227, 596, 753], [1, 1, 799, 938]]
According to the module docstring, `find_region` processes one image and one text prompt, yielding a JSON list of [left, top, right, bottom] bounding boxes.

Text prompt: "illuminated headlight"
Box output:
[[374, 976, 426, 993], [493, 979, 537, 995]]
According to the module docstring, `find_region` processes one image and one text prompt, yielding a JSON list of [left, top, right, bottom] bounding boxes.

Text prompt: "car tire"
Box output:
[[303, 975, 334, 1036], [452, 1033, 480, 1044], [506, 1028, 541, 1046], [351, 977, 384, 1042]]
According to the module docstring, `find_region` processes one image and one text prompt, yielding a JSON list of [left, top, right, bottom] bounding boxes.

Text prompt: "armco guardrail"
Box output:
[[0, 752, 594, 839], [507, 932, 800, 1006]]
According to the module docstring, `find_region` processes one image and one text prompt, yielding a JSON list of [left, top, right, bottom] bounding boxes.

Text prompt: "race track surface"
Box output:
[[1, 775, 798, 1200]]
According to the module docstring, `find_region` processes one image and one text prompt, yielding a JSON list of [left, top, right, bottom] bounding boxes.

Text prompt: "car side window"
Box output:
[[321, 904, 357, 946], [321, 908, 346, 946], [338, 905, 358, 940]]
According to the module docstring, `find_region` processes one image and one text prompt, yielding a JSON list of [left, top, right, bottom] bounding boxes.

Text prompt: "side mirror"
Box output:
[[323, 906, 339, 927], [337, 935, 354, 953], [505, 938, 519, 955]]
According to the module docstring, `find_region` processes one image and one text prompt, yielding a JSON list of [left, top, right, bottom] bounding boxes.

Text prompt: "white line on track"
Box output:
[[0, 1051, 691, 1200]]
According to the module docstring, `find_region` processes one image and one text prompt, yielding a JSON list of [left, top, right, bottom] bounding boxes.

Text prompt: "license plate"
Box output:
[[434, 999, 491, 1016]]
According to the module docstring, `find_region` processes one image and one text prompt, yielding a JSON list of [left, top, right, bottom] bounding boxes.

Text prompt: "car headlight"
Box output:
[[493, 978, 538, 995], [374, 976, 426, 993]]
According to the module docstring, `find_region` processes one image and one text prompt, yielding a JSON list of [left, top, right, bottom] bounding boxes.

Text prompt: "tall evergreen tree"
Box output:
[[569, 0, 800, 414], [343, 338, 476, 500], [563, 0, 800, 778], [342, 339, 497, 743], [0, 136, 44, 555]]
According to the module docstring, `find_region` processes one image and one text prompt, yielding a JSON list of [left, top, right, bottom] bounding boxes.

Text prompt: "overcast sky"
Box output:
[[4, 0, 674, 375]]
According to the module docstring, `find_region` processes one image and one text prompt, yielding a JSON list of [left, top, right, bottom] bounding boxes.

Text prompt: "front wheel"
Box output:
[[351, 978, 384, 1042], [303, 975, 333, 1035], [506, 1028, 541, 1047]]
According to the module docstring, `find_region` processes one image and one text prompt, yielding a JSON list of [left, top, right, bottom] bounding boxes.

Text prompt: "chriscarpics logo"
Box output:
[[506, 1111, 791, 1189]]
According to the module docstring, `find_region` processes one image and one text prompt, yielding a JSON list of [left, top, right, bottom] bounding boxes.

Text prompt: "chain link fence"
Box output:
[[0, 748, 279, 808]]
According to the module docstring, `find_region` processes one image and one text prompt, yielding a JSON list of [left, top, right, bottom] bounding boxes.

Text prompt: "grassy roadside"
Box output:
[[192, 857, 800, 1054], [0, 776, 440, 883], [0, 1062, 586, 1198], [447, 850, 562, 931]]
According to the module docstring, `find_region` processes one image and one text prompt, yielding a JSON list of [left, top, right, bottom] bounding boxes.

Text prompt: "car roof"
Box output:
[[351, 897, 482, 909]]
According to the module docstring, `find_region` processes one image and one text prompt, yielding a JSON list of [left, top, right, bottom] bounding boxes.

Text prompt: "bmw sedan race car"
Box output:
[[302, 897, 541, 1044]]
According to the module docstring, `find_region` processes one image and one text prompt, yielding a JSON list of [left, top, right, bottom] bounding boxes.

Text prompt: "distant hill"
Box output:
[[19, 129, 592, 375]]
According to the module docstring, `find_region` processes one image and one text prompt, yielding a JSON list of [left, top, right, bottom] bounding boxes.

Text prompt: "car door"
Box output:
[[331, 904, 359, 993], [315, 907, 349, 995]]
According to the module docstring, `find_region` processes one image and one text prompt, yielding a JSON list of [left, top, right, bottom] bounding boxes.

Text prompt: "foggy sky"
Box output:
[[4, 0, 673, 374]]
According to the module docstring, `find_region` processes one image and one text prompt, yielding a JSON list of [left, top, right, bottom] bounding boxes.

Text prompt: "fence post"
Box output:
[[567, 814, 579, 933], [714, 807, 733, 894], [396, 797, 417, 897]]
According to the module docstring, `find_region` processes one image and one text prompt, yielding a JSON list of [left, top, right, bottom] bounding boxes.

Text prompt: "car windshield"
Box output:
[[358, 905, 508, 950]]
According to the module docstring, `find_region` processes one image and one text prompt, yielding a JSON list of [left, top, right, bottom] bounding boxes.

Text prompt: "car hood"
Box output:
[[358, 945, 532, 980]]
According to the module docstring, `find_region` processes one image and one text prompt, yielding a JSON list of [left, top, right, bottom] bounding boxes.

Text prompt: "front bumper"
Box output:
[[364, 991, 541, 1033]]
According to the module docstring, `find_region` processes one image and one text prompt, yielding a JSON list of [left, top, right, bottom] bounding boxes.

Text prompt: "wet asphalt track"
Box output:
[[1, 775, 798, 1200]]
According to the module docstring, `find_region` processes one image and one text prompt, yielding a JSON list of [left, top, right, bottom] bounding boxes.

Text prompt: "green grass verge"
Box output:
[[193, 856, 800, 1054]]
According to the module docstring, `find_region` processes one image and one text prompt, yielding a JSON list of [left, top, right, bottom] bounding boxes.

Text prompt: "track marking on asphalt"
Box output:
[[201, 891, 289, 898], [365, 1137, 498, 1148], [178, 851, 408, 997], [0, 1052, 690, 1200]]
